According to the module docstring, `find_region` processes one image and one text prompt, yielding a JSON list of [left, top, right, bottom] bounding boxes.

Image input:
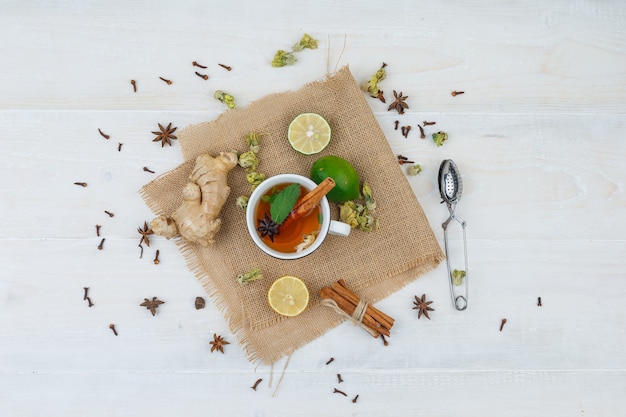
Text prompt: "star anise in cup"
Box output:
[[210, 333, 230, 354], [257, 213, 279, 242], [152, 122, 178, 147], [412, 294, 434, 320], [388, 90, 409, 114]]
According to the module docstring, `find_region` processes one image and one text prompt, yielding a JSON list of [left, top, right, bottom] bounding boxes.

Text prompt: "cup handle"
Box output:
[[328, 220, 351, 237]]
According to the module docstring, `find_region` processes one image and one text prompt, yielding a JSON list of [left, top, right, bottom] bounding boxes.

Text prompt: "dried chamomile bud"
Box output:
[[238, 150, 259, 172], [245, 132, 263, 154], [362, 182, 376, 211], [214, 90, 236, 109], [361, 63, 387, 98], [452, 269, 466, 286], [339, 201, 359, 229], [432, 131, 448, 147], [237, 267, 263, 285], [236, 195, 249, 211], [407, 164, 422, 176], [272, 50, 297, 67], [246, 172, 265, 189], [292, 33, 319, 52]]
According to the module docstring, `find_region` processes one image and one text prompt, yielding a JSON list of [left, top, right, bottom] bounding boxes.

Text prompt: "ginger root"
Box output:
[[151, 151, 238, 247]]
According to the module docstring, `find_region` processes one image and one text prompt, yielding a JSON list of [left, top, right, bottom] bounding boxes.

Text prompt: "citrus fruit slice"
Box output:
[[287, 113, 331, 155], [310, 155, 360, 203], [268, 275, 310, 317]]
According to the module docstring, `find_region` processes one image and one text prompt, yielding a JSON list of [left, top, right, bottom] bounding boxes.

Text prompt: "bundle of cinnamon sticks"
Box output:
[[320, 279, 394, 338]]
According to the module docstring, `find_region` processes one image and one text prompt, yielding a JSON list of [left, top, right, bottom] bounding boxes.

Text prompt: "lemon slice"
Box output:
[[268, 275, 310, 317], [287, 113, 331, 155]]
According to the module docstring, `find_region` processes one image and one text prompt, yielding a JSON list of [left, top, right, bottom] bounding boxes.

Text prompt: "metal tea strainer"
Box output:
[[438, 159, 468, 311]]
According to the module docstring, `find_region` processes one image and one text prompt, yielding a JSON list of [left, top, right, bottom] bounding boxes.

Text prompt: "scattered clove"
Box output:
[[159, 76, 172, 85], [333, 388, 347, 397], [118, 143, 123, 152], [97, 238, 105, 250], [192, 61, 207, 69], [95, 225, 101, 236], [537, 297, 542, 307], [381, 334, 389, 346], [401, 126, 406, 137], [98, 128, 110, 139], [325, 357, 335, 365], [398, 159, 415, 165], [352, 394, 359, 403], [418, 124, 426, 139], [251, 378, 263, 391], [143, 167, 155, 174], [74, 182, 87, 187], [397, 155, 408, 161], [86, 296, 94, 307], [195, 71, 209, 80], [423, 121, 436, 126], [451, 90, 465, 96], [138, 244, 144, 259], [130, 79, 137, 92], [337, 373, 343, 384], [83, 287, 89, 300], [500, 318, 507, 332], [394, 120, 399, 130], [104, 210, 114, 218], [153, 249, 160, 265], [109, 324, 118, 336], [403, 125, 412, 138], [218, 63, 232, 71]]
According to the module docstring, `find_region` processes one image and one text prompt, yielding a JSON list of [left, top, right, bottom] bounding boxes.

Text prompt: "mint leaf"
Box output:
[[270, 183, 300, 225]]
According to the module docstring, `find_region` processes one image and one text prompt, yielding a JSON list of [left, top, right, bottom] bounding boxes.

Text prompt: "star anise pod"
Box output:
[[412, 294, 434, 320], [137, 221, 154, 247], [151, 122, 177, 147], [388, 90, 409, 114], [209, 333, 230, 354], [257, 213, 279, 242], [140, 297, 165, 316]]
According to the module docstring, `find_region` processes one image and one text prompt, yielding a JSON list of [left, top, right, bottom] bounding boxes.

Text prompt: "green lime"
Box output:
[[310, 155, 360, 203], [288, 113, 331, 155]]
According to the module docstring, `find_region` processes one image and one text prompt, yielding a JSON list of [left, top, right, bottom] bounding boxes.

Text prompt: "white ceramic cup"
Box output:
[[246, 174, 351, 260]]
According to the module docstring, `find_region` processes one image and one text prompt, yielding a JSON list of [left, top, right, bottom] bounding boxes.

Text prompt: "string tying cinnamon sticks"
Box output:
[[320, 279, 394, 339]]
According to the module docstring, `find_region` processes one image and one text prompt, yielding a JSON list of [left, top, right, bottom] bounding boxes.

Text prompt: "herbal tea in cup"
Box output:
[[246, 174, 350, 260]]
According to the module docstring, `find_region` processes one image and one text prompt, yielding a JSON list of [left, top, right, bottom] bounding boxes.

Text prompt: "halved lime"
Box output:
[[287, 113, 331, 155]]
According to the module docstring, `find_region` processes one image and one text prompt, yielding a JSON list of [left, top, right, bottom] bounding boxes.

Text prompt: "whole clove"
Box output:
[[118, 143, 123, 152], [251, 378, 263, 391], [333, 388, 347, 397], [153, 250, 160, 265], [325, 357, 335, 365], [218, 63, 232, 71], [98, 128, 110, 139], [192, 61, 207, 69], [352, 394, 359, 403], [86, 296, 94, 307], [159, 76, 172, 85], [109, 324, 118, 336], [104, 210, 114, 218], [97, 238, 105, 250], [138, 244, 144, 259], [130, 79, 137, 92], [418, 124, 426, 139], [403, 125, 412, 138], [397, 155, 409, 161], [500, 318, 507, 332], [394, 120, 399, 130], [95, 225, 101, 236], [195, 71, 209, 80], [423, 121, 436, 126], [83, 287, 89, 300], [143, 167, 155, 174], [337, 373, 343, 384], [451, 90, 465, 96], [74, 182, 87, 187], [537, 297, 542, 307]]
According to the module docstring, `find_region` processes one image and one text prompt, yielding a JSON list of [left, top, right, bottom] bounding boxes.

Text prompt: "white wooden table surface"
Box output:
[[1, 1, 625, 416]]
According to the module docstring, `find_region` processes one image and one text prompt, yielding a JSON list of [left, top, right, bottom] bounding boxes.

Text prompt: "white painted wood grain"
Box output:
[[1, 1, 625, 416]]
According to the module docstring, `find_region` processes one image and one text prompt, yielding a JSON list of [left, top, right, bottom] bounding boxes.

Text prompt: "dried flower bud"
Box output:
[[246, 172, 265, 189], [272, 50, 297, 67], [214, 90, 236, 109], [236, 195, 249, 211], [452, 269, 466, 286], [432, 131, 448, 147], [245, 132, 263, 154], [361, 64, 387, 98], [237, 267, 263, 285], [292, 33, 319, 52], [407, 164, 422, 176], [238, 150, 259, 172]]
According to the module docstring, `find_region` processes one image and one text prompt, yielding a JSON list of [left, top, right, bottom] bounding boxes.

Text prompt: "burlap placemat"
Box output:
[[140, 66, 443, 364]]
